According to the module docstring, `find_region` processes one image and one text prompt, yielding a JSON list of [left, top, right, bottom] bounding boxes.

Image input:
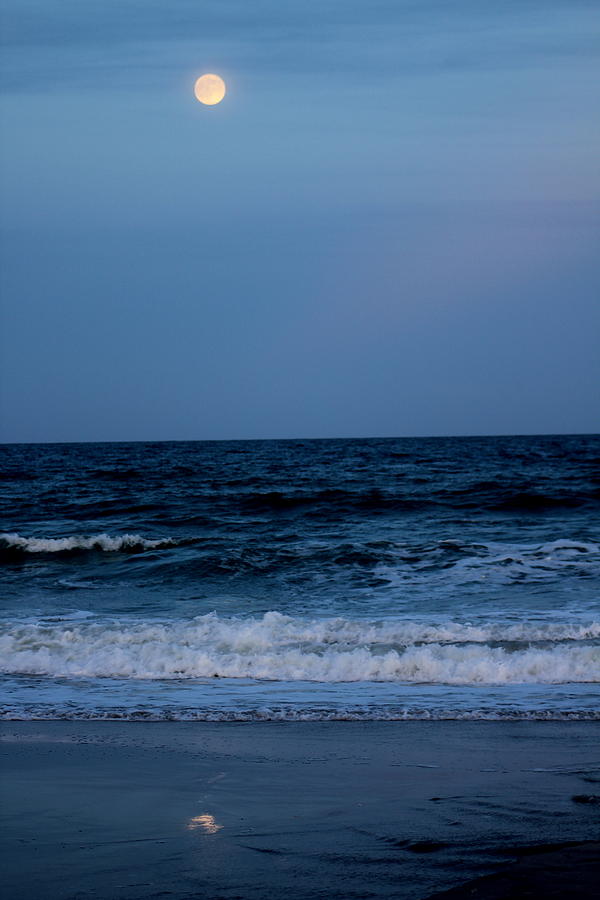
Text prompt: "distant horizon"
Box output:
[[2, 430, 598, 447]]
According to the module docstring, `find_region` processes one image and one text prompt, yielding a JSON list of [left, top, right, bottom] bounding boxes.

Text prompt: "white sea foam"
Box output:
[[1, 612, 598, 684], [375, 539, 600, 587], [0, 532, 176, 553]]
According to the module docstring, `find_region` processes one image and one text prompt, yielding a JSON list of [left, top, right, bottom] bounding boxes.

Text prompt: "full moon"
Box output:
[[194, 74, 226, 105]]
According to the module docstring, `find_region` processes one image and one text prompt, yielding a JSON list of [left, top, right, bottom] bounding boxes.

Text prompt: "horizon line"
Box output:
[[1, 430, 598, 447]]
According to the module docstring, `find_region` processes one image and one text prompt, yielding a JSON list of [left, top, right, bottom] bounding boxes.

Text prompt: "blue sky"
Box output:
[[1, 1, 598, 441]]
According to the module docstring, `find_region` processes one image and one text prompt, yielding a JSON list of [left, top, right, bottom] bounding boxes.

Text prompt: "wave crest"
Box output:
[[0, 532, 179, 555], [1, 612, 598, 684]]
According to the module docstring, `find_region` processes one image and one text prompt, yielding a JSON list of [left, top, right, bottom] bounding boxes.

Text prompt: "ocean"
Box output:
[[1, 435, 598, 722]]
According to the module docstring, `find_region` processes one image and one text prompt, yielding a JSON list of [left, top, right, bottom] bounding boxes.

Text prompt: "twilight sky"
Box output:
[[1, 0, 598, 442]]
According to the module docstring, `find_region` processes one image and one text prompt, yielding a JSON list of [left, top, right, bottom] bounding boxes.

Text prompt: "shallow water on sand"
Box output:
[[2, 721, 599, 900]]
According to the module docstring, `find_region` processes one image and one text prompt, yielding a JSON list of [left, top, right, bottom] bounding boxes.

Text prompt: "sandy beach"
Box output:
[[2, 721, 598, 899]]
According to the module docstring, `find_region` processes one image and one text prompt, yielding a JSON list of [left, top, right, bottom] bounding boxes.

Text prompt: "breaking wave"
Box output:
[[2, 533, 598, 585], [1, 612, 598, 684], [0, 532, 184, 556]]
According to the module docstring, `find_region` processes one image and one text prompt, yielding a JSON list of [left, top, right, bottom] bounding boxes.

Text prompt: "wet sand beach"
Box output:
[[426, 840, 600, 898], [2, 721, 598, 899]]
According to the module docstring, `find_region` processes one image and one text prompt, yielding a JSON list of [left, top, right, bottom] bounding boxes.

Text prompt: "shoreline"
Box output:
[[2, 720, 599, 899]]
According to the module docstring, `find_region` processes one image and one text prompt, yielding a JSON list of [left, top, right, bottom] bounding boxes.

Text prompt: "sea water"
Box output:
[[1, 435, 598, 720]]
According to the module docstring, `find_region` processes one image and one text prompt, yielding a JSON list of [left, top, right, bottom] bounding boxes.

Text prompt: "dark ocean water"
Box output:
[[1, 435, 599, 720]]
